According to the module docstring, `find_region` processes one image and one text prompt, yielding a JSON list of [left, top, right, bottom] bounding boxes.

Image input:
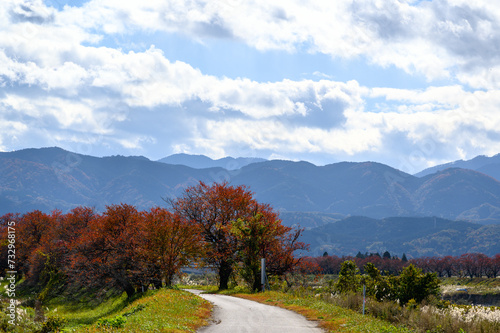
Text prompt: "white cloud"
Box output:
[[1, 0, 500, 170], [43, 0, 500, 83]]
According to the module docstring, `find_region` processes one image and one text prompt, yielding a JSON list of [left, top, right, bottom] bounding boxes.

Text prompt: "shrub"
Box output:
[[96, 315, 126, 329], [38, 315, 67, 333], [397, 264, 440, 305], [336, 260, 361, 293]]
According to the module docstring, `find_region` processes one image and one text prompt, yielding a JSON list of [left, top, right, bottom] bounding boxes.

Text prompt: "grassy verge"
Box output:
[[234, 291, 414, 333], [1, 288, 212, 332], [63, 289, 212, 332]]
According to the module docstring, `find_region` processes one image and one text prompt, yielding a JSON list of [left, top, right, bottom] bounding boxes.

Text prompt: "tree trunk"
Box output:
[[164, 274, 173, 288], [218, 261, 232, 290], [34, 300, 44, 322], [252, 270, 261, 292], [123, 283, 136, 298], [153, 278, 162, 289], [117, 276, 136, 298]]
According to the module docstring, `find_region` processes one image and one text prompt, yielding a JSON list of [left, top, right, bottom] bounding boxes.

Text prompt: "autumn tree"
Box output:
[[171, 181, 257, 290], [486, 254, 500, 278], [140, 207, 203, 288], [316, 255, 343, 274], [231, 203, 307, 291], [459, 253, 488, 278], [16, 210, 52, 280], [71, 204, 142, 297], [42, 207, 98, 288], [264, 224, 308, 279]]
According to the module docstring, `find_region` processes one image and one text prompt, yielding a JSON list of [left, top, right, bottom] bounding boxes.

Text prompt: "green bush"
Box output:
[[397, 265, 440, 305], [336, 260, 361, 293], [96, 315, 126, 328], [38, 315, 66, 333]]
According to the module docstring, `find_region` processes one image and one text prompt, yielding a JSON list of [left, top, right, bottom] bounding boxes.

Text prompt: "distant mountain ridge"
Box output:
[[157, 153, 266, 170], [1, 147, 500, 226], [416, 154, 500, 181], [301, 216, 500, 257]]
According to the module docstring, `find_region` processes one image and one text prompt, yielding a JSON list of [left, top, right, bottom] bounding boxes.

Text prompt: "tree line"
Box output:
[[0, 181, 306, 298], [304, 252, 500, 278]]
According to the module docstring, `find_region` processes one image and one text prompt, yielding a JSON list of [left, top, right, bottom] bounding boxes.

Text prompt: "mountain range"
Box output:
[[1, 147, 500, 226], [157, 153, 266, 170], [301, 216, 500, 257], [416, 153, 500, 180]]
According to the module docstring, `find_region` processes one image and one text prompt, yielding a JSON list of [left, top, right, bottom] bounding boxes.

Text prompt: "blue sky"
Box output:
[[2, 0, 500, 174]]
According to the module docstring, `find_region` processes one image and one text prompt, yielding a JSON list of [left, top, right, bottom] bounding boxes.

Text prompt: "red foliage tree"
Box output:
[[315, 255, 343, 274], [266, 225, 308, 275], [459, 253, 489, 278], [439, 256, 456, 277], [171, 181, 308, 290], [140, 207, 203, 287], [171, 181, 257, 289], [71, 204, 142, 297], [16, 210, 52, 281], [489, 254, 500, 278]]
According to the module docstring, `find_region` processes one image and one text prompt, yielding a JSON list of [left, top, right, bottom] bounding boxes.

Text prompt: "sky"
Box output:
[[2, 0, 500, 174]]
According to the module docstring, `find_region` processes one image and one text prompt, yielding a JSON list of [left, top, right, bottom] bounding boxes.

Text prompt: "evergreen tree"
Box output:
[[336, 260, 361, 293], [397, 264, 440, 304], [402, 253, 408, 262]]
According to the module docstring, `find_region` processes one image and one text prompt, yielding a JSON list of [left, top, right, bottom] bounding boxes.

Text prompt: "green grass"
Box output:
[[440, 277, 500, 296], [44, 289, 212, 332], [50, 291, 130, 328], [175, 284, 218, 292], [235, 291, 414, 333]]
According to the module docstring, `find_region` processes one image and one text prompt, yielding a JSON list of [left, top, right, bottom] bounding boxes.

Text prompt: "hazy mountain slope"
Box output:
[[416, 154, 500, 180], [231, 160, 500, 223], [301, 216, 499, 257], [157, 153, 266, 170], [1, 148, 500, 225], [412, 168, 500, 219], [230, 161, 418, 218], [278, 211, 345, 229], [0, 147, 218, 214]]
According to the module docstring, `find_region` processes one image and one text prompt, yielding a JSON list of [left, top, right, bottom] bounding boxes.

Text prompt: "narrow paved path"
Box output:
[[186, 289, 325, 333]]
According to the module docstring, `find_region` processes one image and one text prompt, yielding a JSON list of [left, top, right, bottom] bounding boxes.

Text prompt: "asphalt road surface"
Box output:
[[186, 289, 325, 333]]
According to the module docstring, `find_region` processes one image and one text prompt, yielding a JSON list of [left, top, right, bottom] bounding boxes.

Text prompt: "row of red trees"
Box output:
[[0, 182, 307, 297], [304, 253, 500, 278]]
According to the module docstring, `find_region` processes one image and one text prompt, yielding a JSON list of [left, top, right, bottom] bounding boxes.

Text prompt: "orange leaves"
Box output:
[[141, 207, 203, 286], [172, 181, 308, 290], [171, 181, 261, 289]]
